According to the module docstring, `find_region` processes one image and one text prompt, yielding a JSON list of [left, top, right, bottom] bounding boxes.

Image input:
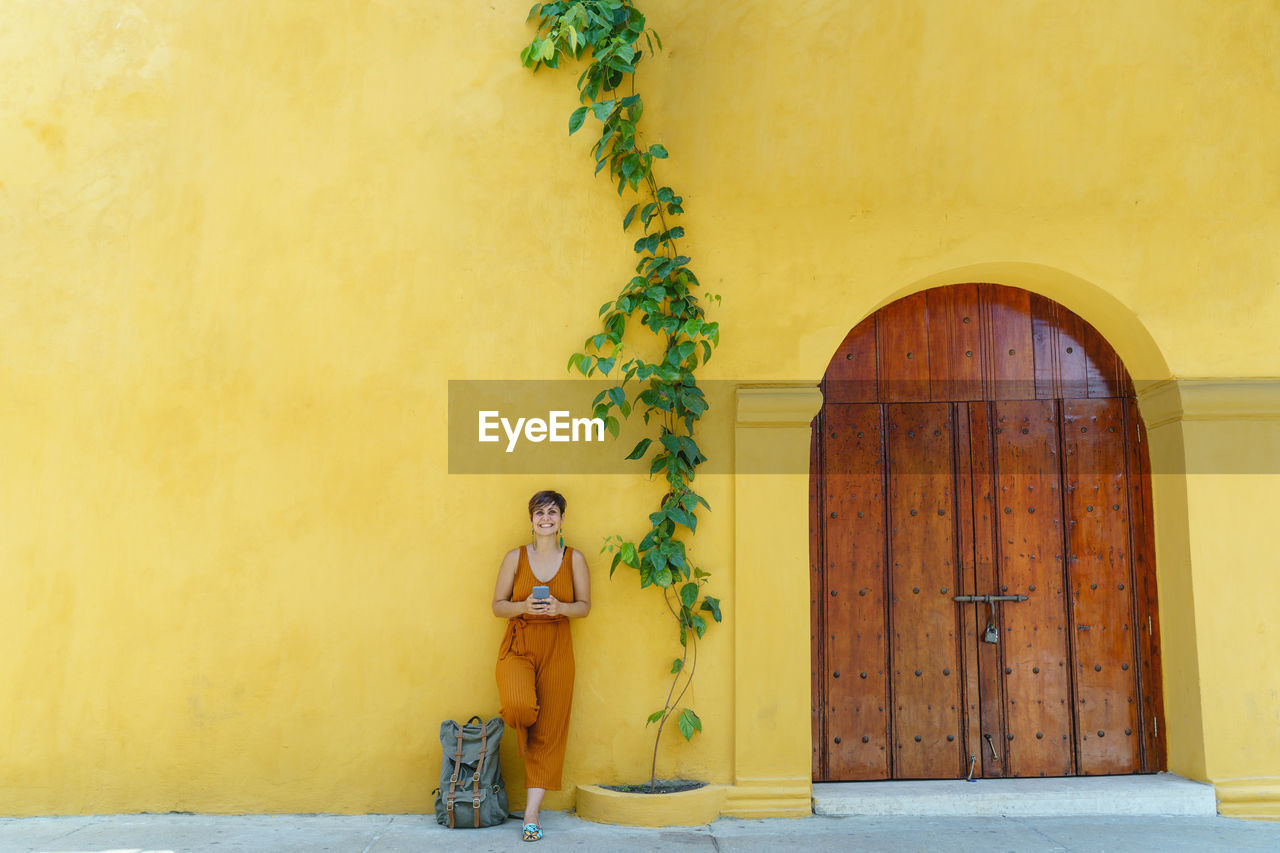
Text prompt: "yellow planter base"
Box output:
[[575, 783, 726, 827]]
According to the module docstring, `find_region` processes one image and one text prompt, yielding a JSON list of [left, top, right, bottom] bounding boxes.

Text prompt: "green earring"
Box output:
[[558, 531, 564, 549]]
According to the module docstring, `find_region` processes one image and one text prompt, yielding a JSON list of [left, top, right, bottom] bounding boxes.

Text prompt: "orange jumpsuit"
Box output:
[[495, 545, 576, 790]]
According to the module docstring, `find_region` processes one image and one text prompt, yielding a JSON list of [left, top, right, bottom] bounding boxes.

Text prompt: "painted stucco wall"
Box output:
[[1, 0, 1277, 816]]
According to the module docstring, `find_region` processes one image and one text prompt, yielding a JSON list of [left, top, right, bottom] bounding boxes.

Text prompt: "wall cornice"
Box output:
[[1136, 378, 1280, 430], [734, 385, 824, 428]]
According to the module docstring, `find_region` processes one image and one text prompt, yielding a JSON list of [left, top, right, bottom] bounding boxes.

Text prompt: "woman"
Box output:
[[492, 490, 591, 842]]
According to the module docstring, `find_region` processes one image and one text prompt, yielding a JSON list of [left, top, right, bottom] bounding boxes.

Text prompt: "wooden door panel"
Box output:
[[825, 321, 878, 403], [990, 400, 1074, 777], [814, 283, 1164, 782], [980, 286, 1035, 400], [886, 403, 964, 778], [1062, 398, 1141, 774], [967, 402, 1010, 776], [821, 404, 890, 779], [1032, 295, 1088, 400], [877, 293, 931, 402], [927, 284, 983, 402], [1125, 398, 1167, 770], [810, 417, 824, 779], [953, 406, 984, 775], [1084, 324, 1131, 398]]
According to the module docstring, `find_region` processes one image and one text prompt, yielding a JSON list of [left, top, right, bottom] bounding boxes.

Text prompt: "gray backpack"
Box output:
[[432, 715, 508, 828]]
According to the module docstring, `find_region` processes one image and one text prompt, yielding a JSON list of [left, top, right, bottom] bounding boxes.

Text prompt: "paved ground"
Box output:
[[2, 812, 1279, 852]]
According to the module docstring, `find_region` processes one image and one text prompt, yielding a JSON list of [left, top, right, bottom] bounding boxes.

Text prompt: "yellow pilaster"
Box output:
[[1139, 379, 1280, 820], [726, 386, 824, 818]]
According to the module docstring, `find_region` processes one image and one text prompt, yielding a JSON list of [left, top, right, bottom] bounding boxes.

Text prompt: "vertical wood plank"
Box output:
[[991, 399, 1074, 777], [1032, 294, 1088, 399], [887, 403, 965, 778], [969, 401, 1009, 777], [825, 319, 878, 403], [980, 286, 1035, 400], [877, 293, 931, 402], [927, 284, 983, 402], [822, 404, 891, 779], [1084, 322, 1129, 398], [1062, 398, 1141, 774], [1126, 398, 1167, 770], [954, 403, 983, 776], [810, 415, 826, 780]]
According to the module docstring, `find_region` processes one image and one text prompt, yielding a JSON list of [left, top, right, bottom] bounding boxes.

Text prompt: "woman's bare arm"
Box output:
[[492, 548, 547, 617], [540, 549, 591, 618]]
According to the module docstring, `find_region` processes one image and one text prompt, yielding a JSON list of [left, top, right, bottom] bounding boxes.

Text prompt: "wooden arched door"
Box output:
[[810, 284, 1167, 780]]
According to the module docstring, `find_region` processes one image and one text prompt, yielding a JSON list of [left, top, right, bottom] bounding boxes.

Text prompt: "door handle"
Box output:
[[953, 594, 1028, 602]]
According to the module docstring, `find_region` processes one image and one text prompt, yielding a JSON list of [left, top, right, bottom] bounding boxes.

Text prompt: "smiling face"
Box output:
[[530, 502, 563, 537]]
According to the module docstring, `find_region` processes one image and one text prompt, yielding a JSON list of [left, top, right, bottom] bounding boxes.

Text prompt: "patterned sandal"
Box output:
[[522, 822, 544, 842]]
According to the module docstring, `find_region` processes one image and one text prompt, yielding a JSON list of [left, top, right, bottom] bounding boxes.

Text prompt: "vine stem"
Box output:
[[648, 582, 698, 790]]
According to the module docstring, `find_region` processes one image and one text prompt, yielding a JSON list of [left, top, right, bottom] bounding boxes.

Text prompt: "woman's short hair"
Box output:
[[528, 490, 566, 517]]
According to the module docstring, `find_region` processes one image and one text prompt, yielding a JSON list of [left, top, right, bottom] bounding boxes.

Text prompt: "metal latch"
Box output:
[[952, 594, 1029, 603]]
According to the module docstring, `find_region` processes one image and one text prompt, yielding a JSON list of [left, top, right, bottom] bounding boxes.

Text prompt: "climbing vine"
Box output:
[[520, 1, 721, 788]]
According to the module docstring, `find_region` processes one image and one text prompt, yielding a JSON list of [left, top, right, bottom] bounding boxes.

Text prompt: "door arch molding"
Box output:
[[804, 263, 1171, 387]]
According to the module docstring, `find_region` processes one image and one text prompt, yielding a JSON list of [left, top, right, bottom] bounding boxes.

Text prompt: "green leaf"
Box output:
[[691, 612, 707, 638], [670, 658, 683, 674], [648, 143, 668, 159], [677, 708, 701, 740], [668, 507, 694, 532], [607, 385, 630, 417], [626, 437, 652, 460], [540, 39, 556, 61], [568, 105, 588, 134], [622, 204, 638, 230], [700, 596, 722, 622], [567, 352, 585, 373], [620, 541, 639, 568], [646, 709, 664, 725], [680, 582, 698, 608]]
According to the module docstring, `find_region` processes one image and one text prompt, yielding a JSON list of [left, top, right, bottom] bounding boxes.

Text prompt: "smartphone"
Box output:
[[531, 585, 550, 600]]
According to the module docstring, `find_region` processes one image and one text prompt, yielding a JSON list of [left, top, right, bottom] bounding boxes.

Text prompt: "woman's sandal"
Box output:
[[522, 822, 544, 842]]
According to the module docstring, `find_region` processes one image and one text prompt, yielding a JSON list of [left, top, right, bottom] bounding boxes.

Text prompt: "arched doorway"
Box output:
[[810, 283, 1167, 781]]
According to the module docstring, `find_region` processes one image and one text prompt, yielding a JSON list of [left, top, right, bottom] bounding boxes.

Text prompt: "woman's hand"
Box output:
[[525, 596, 561, 616], [523, 596, 555, 616]]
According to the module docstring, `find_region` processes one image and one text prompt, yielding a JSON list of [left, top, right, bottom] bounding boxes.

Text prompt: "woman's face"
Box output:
[[531, 503, 563, 536]]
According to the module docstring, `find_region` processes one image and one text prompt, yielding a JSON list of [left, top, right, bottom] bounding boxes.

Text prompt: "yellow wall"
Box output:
[[1, 0, 1278, 816]]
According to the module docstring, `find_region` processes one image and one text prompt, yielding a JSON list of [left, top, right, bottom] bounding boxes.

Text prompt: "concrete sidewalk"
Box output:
[[2, 812, 1280, 853]]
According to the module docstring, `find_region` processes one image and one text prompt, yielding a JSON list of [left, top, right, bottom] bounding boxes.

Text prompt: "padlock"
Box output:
[[982, 599, 999, 644]]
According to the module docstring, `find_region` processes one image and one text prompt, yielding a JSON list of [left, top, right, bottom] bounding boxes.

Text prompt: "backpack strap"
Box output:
[[472, 728, 489, 828], [445, 730, 464, 829]]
